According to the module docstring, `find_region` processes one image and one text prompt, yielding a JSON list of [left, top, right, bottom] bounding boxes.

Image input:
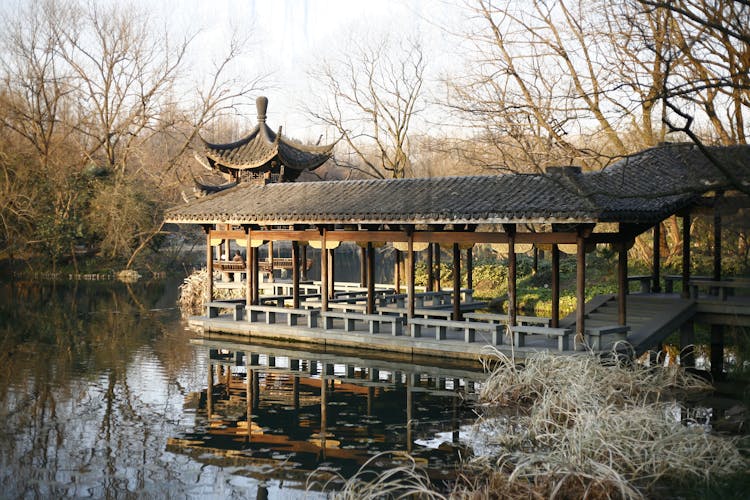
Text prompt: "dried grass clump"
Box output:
[[177, 269, 243, 317], [307, 452, 447, 500], [458, 347, 748, 498]]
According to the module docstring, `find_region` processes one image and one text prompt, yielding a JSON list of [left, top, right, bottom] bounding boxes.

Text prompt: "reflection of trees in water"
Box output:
[[0, 279, 201, 497]]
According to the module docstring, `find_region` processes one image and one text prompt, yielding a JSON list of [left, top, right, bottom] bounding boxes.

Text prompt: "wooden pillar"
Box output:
[[576, 230, 586, 339], [251, 246, 259, 305], [394, 249, 401, 293], [407, 231, 415, 320], [713, 205, 722, 282], [206, 228, 214, 304], [551, 244, 560, 328], [434, 243, 441, 290], [245, 231, 252, 305], [328, 249, 336, 300], [680, 319, 695, 368], [320, 229, 328, 312], [366, 242, 375, 314], [618, 241, 628, 325], [359, 247, 367, 287], [268, 241, 275, 282], [505, 224, 517, 327], [681, 214, 691, 299], [292, 241, 300, 309], [452, 242, 461, 321], [652, 223, 661, 292], [301, 244, 308, 281], [466, 246, 473, 290], [426, 244, 433, 292]]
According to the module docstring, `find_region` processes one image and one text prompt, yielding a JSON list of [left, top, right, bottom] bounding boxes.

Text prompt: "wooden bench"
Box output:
[[206, 300, 245, 321], [628, 275, 652, 293], [584, 325, 630, 350], [463, 312, 550, 326], [409, 317, 504, 344], [320, 311, 404, 335], [511, 325, 572, 351], [689, 279, 750, 301], [247, 305, 319, 328]]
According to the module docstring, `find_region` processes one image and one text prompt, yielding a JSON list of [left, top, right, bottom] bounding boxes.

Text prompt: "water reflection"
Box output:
[[0, 280, 487, 498], [172, 340, 486, 493]]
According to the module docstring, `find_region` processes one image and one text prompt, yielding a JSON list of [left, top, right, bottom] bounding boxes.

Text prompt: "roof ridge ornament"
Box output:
[[256, 95, 268, 123]]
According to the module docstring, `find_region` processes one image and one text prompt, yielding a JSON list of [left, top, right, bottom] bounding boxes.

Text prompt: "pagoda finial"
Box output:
[[256, 96, 268, 123]]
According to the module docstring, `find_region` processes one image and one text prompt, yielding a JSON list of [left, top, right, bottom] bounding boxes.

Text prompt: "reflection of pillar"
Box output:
[[293, 375, 300, 410], [680, 320, 695, 368], [452, 385, 459, 444], [257, 485, 268, 500], [711, 325, 724, 379], [246, 368, 253, 443], [253, 368, 260, 408], [367, 387, 374, 416], [207, 362, 214, 420], [320, 373, 328, 455], [551, 244, 560, 328], [406, 373, 414, 454]]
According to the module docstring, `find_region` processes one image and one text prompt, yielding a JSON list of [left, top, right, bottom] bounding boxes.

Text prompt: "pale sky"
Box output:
[[149, 0, 463, 141]]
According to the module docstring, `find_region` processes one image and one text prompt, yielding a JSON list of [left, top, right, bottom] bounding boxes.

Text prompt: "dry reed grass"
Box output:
[[307, 451, 447, 499], [453, 347, 748, 499], [177, 269, 243, 317]]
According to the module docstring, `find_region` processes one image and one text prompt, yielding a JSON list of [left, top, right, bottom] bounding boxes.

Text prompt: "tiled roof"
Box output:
[[166, 144, 750, 226], [201, 97, 333, 174]]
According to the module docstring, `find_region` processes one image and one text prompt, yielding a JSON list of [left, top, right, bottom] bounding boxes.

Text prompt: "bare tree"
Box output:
[[307, 32, 426, 179]]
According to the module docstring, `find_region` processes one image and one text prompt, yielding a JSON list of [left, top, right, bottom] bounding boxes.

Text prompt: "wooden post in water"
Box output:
[[681, 214, 691, 299], [452, 242, 461, 321], [551, 244, 560, 328], [292, 241, 300, 308], [652, 223, 661, 292], [618, 240, 628, 325]]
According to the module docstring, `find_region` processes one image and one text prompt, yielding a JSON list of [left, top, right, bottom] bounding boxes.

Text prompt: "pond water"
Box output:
[[0, 279, 485, 498]]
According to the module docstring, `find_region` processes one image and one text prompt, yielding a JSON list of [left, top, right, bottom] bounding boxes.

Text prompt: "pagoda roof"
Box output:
[[200, 96, 333, 173], [167, 144, 750, 227]]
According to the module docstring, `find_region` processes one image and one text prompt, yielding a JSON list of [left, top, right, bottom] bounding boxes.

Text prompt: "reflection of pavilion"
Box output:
[[167, 340, 485, 487]]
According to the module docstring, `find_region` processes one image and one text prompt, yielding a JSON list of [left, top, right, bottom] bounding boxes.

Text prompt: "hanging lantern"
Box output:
[[558, 244, 577, 254], [210, 238, 224, 247], [459, 242, 475, 250], [235, 239, 247, 247]]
